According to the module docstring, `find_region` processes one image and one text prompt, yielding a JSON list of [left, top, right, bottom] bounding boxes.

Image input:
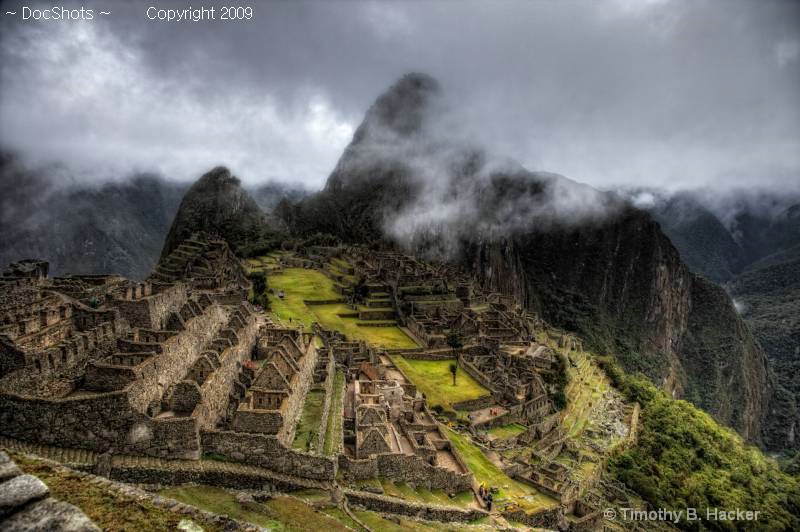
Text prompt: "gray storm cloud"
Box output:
[[0, 0, 798, 192]]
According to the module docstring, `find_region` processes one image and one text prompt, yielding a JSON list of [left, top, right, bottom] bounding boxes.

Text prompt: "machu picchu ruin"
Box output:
[[3, 6, 800, 527], [1, 237, 647, 531]]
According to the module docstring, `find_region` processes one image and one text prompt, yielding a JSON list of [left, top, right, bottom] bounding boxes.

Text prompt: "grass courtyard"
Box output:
[[391, 357, 490, 411], [263, 266, 417, 349], [323, 369, 345, 456], [292, 390, 325, 451]]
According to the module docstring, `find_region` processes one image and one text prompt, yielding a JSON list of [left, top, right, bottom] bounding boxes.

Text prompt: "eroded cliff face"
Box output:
[[462, 209, 772, 442]]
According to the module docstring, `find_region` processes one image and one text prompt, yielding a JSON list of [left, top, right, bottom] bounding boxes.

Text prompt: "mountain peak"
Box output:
[[353, 72, 442, 143], [195, 166, 238, 187], [159, 166, 274, 258]]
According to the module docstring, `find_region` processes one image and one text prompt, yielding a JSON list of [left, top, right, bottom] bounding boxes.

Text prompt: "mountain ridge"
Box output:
[[281, 72, 786, 448]]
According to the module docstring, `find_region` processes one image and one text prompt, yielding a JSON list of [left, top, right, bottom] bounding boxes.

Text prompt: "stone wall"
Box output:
[[149, 417, 200, 458], [113, 284, 186, 330], [0, 389, 206, 458], [344, 490, 487, 523], [398, 350, 455, 361], [452, 395, 494, 412], [337, 452, 471, 492], [458, 354, 497, 393], [316, 354, 335, 452], [126, 304, 227, 413], [0, 390, 145, 452], [231, 410, 284, 435], [501, 506, 563, 529], [200, 429, 336, 481], [337, 455, 378, 480], [277, 340, 319, 446], [193, 311, 259, 429]]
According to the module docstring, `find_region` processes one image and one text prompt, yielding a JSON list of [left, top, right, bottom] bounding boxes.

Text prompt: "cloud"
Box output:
[[0, 0, 798, 192]]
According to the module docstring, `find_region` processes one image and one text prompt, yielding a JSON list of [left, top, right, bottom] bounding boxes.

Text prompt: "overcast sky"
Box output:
[[0, 0, 798, 191]]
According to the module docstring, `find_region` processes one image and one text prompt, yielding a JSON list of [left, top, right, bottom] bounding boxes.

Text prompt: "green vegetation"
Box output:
[[267, 267, 340, 326], [392, 357, 489, 411], [293, 489, 497, 531], [323, 369, 345, 455], [486, 423, 526, 440], [266, 266, 417, 348], [542, 351, 567, 409], [292, 390, 325, 451], [248, 270, 270, 309], [602, 359, 800, 531], [361, 479, 474, 508], [11, 452, 217, 532], [447, 329, 464, 354], [160, 485, 350, 531], [313, 303, 417, 348], [159, 485, 281, 529], [444, 428, 558, 512]]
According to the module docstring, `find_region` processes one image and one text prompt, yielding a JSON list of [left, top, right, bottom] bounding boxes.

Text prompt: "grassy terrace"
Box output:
[[293, 490, 499, 532], [486, 423, 527, 440], [562, 351, 611, 439], [444, 429, 558, 513], [391, 357, 490, 411], [292, 390, 325, 451], [160, 485, 351, 531], [264, 265, 417, 349], [323, 369, 345, 456], [354, 478, 475, 508]]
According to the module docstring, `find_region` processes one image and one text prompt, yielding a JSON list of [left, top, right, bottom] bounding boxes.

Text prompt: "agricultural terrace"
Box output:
[[250, 256, 418, 349], [445, 429, 559, 513]]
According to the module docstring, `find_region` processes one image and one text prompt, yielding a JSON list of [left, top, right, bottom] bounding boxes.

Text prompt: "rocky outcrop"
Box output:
[[0, 451, 99, 531], [161, 166, 278, 258]]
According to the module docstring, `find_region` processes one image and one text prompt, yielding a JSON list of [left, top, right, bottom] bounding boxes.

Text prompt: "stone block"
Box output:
[[2, 498, 100, 531], [0, 474, 49, 517]]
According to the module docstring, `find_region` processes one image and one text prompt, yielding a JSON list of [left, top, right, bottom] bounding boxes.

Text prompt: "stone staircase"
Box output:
[[0, 437, 98, 469]]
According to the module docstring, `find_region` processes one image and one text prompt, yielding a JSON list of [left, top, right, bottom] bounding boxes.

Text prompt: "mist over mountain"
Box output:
[[251, 182, 311, 212], [0, 152, 187, 279], [281, 72, 791, 449], [0, 152, 314, 278], [631, 188, 800, 283]]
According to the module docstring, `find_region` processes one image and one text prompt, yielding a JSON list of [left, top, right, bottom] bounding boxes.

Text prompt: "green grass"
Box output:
[[444, 429, 558, 512], [267, 268, 341, 327], [159, 485, 282, 529], [160, 485, 351, 532], [486, 423, 526, 440], [391, 357, 490, 411], [314, 303, 416, 348], [266, 267, 417, 348], [292, 390, 325, 451], [11, 452, 221, 532], [323, 369, 345, 455], [378, 479, 475, 508]]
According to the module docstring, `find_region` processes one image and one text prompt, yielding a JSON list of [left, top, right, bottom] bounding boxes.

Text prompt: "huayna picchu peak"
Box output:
[[2, 3, 799, 528]]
